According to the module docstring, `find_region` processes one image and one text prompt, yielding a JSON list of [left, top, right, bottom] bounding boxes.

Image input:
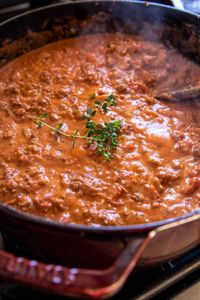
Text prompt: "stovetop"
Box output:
[[0, 0, 199, 299]]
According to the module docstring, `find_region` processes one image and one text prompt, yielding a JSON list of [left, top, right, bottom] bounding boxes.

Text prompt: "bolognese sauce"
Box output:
[[0, 33, 199, 225]]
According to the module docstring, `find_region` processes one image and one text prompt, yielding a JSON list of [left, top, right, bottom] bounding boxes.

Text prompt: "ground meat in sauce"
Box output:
[[0, 33, 199, 226]]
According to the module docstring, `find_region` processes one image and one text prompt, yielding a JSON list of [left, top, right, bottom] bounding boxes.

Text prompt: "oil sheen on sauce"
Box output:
[[0, 33, 199, 226]]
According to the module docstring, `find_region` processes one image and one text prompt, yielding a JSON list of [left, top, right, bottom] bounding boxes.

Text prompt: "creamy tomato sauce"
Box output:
[[0, 33, 199, 225]]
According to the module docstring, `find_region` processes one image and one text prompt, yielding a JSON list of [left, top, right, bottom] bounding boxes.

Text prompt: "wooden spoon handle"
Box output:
[[155, 83, 200, 102]]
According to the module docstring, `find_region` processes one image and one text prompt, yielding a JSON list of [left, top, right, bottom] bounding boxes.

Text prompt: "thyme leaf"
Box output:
[[89, 92, 96, 99], [94, 94, 117, 113], [81, 108, 96, 120], [54, 123, 63, 134], [105, 94, 117, 107], [34, 113, 47, 128]]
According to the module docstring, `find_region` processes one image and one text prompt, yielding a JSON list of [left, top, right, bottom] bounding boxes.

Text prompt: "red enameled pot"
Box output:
[[0, 1, 199, 298]]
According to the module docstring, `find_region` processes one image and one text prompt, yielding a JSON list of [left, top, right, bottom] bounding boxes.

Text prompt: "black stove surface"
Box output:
[[0, 0, 199, 299]]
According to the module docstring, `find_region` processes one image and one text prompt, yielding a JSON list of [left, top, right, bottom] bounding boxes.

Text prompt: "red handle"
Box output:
[[0, 213, 199, 298], [0, 234, 153, 299]]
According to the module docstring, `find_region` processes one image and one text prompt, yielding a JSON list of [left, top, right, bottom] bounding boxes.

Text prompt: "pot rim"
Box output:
[[1, 201, 199, 234], [0, 0, 200, 234], [0, 0, 200, 28]]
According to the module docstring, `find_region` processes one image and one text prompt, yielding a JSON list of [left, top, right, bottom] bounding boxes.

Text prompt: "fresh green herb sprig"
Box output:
[[34, 94, 121, 161], [81, 94, 121, 160]]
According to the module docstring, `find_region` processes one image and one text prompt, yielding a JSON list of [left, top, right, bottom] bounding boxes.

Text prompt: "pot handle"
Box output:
[[0, 232, 154, 299]]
